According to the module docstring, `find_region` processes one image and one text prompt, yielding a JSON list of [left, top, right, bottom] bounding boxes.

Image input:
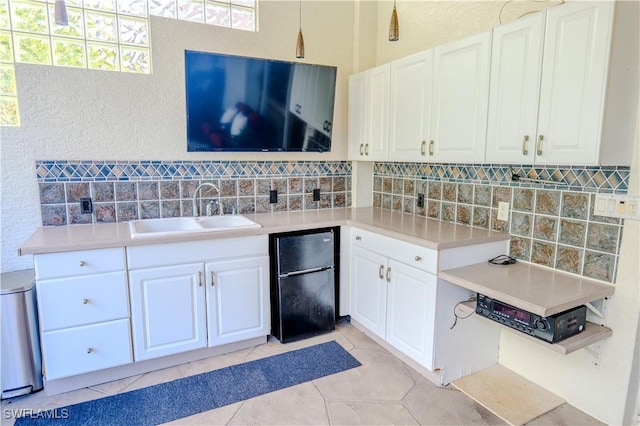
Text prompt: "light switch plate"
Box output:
[[594, 193, 640, 220]]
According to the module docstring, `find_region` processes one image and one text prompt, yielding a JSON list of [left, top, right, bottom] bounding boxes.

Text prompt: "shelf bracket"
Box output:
[[585, 302, 606, 320]]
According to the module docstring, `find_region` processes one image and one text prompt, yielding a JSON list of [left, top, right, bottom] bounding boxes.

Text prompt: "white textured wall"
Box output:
[[0, 1, 356, 272]]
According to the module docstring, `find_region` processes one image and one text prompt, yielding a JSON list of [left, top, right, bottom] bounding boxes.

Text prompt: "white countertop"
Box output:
[[19, 207, 510, 255]]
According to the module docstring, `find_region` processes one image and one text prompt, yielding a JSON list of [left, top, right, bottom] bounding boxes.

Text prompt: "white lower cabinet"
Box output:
[[129, 263, 207, 361], [349, 228, 502, 384], [127, 236, 270, 362], [205, 257, 270, 346], [385, 260, 437, 368], [350, 245, 436, 368], [34, 248, 133, 381]]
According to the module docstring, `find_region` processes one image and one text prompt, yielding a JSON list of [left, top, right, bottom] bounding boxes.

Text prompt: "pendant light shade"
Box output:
[[55, 0, 69, 26], [295, 0, 305, 58], [388, 1, 399, 41]]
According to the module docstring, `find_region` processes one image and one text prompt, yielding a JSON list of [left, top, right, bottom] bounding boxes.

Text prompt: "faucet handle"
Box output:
[[205, 201, 215, 217], [232, 206, 237, 215]]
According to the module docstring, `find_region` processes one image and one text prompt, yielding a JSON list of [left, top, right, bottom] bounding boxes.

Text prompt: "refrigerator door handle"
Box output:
[[279, 265, 333, 278]]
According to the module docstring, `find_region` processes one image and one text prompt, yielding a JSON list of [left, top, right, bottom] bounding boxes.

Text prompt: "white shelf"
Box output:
[[457, 301, 612, 355], [441, 261, 615, 317]]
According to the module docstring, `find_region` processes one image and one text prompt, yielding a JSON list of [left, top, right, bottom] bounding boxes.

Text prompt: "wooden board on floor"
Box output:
[[451, 364, 565, 426]]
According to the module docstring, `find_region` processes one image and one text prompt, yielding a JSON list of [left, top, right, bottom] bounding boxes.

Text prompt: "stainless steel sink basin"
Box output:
[[129, 215, 261, 238]]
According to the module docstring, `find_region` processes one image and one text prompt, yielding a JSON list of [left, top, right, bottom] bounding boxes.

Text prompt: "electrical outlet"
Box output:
[[497, 202, 510, 221], [269, 190, 278, 204], [313, 188, 320, 201], [80, 197, 93, 214], [417, 193, 425, 208]]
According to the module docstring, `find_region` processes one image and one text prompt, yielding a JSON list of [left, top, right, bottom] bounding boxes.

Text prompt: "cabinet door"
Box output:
[[388, 50, 433, 162], [129, 263, 207, 361], [350, 246, 387, 339], [486, 13, 545, 164], [385, 260, 437, 369], [348, 71, 368, 161], [536, 2, 614, 165], [205, 256, 270, 346], [366, 64, 390, 161], [431, 31, 491, 163]]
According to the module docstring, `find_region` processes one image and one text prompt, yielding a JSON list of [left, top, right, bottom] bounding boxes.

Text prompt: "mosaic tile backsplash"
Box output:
[[37, 160, 351, 226], [373, 162, 630, 283]]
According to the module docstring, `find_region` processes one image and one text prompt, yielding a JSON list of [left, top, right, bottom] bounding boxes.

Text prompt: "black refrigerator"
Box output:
[[269, 227, 339, 343]]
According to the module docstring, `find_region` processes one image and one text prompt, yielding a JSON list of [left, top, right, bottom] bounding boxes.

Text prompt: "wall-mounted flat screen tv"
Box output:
[[185, 50, 337, 152]]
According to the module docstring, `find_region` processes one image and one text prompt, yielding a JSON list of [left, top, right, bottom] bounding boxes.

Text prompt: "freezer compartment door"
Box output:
[[277, 268, 335, 343], [276, 230, 335, 275]]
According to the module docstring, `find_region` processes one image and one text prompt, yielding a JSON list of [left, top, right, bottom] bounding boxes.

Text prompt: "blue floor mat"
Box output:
[[15, 341, 361, 426]]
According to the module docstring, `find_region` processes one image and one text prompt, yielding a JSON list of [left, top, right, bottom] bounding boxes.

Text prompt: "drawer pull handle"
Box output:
[[378, 265, 384, 279], [82, 298, 89, 304], [522, 135, 529, 156], [355, 236, 362, 241], [386, 267, 391, 283], [79, 261, 86, 267], [86, 348, 93, 354], [415, 256, 422, 262], [210, 271, 216, 287]]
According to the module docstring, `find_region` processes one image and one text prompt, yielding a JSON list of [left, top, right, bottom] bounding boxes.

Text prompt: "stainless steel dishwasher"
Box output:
[[269, 227, 338, 343]]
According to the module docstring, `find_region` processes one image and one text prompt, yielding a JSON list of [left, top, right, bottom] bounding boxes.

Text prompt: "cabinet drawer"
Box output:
[[34, 248, 125, 280], [37, 272, 129, 332], [127, 235, 268, 269], [41, 319, 132, 380], [351, 228, 438, 274]]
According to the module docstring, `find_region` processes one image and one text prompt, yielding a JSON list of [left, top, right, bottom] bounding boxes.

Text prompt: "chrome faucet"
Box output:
[[192, 182, 220, 217]]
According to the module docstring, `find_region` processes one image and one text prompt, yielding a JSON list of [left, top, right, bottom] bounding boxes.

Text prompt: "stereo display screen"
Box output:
[[494, 301, 531, 323]]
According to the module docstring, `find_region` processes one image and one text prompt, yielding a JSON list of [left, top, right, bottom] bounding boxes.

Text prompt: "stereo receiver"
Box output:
[[476, 294, 586, 343]]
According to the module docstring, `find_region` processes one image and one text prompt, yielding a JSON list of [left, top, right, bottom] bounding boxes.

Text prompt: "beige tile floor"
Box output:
[[2, 323, 603, 426]]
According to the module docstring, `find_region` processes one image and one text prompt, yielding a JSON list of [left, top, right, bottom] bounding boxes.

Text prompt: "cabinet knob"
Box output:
[[355, 236, 362, 241], [86, 348, 93, 354], [79, 261, 86, 267], [82, 298, 89, 304], [415, 256, 422, 262], [522, 135, 529, 156]]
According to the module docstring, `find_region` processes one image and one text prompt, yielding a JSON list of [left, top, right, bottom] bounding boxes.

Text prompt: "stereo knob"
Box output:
[[535, 319, 549, 330]]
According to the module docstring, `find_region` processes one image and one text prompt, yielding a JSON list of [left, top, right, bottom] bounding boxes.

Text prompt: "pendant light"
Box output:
[[296, 0, 305, 59], [388, 0, 399, 41], [54, 0, 69, 26]]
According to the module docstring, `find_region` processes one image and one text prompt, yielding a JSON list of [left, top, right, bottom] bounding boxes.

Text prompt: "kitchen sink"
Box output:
[[129, 215, 261, 238]]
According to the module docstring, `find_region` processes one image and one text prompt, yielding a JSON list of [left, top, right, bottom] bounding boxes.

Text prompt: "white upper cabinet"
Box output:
[[487, 2, 616, 165], [388, 50, 433, 162], [430, 31, 492, 163], [486, 12, 545, 164], [536, 1, 614, 165], [348, 64, 390, 161]]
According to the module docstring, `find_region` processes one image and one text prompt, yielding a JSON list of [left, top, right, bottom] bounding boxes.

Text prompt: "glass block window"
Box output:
[[1, 0, 257, 126], [6, 0, 151, 73]]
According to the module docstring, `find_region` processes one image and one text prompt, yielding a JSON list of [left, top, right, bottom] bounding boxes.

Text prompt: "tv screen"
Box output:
[[185, 50, 337, 152]]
